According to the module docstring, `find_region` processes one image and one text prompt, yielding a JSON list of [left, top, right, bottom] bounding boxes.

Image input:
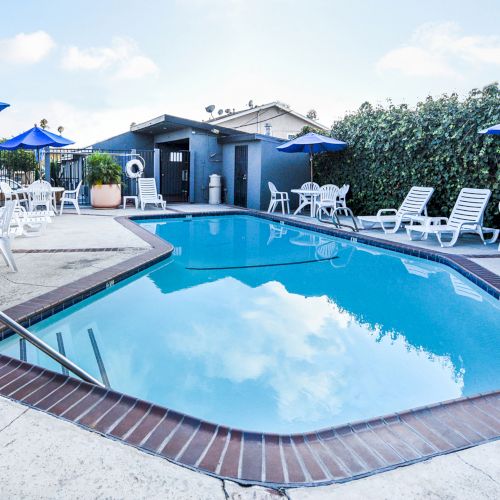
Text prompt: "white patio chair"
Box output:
[[138, 178, 166, 210], [267, 182, 290, 214], [59, 180, 82, 215], [358, 186, 434, 234], [336, 184, 350, 215], [294, 182, 319, 215], [315, 184, 340, 218], [406, 188, 498, 247], [0, 181, 28, 207], [0, 201, 18, 271], [28, 180, 52, 213]]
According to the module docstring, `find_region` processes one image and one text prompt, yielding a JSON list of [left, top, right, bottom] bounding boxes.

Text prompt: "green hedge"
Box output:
[[310, 83, 500, 226]]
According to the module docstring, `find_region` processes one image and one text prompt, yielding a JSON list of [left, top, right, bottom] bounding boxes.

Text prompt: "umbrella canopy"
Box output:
[[479, 124, 500, 135], [277, 132, 347, 181], [0, 125, 74, 150], [0, 102, 10, 112]]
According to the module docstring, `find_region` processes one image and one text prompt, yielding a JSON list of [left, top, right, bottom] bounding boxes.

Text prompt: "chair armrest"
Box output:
[[377, 208, 397, 217], [157, 195, 164, 201]]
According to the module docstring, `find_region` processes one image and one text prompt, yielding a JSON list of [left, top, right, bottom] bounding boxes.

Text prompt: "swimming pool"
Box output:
[[0, 214, 498, 433]]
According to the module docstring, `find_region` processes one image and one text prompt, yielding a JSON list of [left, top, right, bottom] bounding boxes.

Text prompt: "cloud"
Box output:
[[61, 37, 159, 80], [377, 22, 500, 78], [1, 99, 161, 147], [0, 31, 55, 64]]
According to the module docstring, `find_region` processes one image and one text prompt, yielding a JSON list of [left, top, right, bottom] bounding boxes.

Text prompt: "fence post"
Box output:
[[153, 148, 160, 187], [44, 147, 51, 183]]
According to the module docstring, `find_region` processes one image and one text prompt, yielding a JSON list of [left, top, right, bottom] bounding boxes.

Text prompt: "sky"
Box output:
[[0, 0, 499, 147]]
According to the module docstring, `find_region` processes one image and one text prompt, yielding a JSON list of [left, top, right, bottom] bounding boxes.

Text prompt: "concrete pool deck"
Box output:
[[0, 204, 499, 498]]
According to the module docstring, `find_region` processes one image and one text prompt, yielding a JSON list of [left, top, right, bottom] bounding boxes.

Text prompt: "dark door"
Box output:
[[234, 145, 248, 207], [160, 149, 190, 202]]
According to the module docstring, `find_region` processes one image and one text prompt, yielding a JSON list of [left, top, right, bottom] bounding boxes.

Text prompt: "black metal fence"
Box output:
[[0, 148, 156, 205]]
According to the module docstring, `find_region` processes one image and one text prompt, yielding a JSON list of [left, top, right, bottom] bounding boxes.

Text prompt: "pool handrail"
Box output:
[[0, 310, 105, 388]]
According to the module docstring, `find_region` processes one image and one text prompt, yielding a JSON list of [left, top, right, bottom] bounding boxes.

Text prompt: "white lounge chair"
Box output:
[[267, 182, 290, 214], [59, 180, 82, 215], [315, 184, 340, 218], [0, 201, 18, 271], [9, 205, 53, 237], [406, 188, 498, 247], [138, 178, 166, 210], [358, 186, 434, 233], [293, 182, 319, 215]]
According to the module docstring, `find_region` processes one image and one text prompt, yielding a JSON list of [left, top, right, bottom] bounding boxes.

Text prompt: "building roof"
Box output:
[[130, 113, 243, 136], [206, 101, 329, 131]]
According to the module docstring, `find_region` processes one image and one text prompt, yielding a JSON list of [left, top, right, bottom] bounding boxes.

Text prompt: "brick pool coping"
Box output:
[[0, 209, 498, 488]]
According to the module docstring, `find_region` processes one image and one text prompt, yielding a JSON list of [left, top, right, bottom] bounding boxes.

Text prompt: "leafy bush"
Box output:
[[86, 152, 122, 186], [310, 83, 500, 225]]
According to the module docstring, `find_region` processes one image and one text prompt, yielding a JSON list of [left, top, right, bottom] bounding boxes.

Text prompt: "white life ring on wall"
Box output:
[[125, 158, 144, 178]]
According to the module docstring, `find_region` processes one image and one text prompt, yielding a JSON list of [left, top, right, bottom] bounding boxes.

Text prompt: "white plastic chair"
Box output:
[[28, 180, 52, 212], [267, 182, 290, 214], [336, 184, 350, 215], [0, 201, 18, 271], [315, 184, 340, 218], [293, 182, 319, 215], [0, 181, 28, 207], [358, 186, 434, 233], [59, 181, 82, 215], [406, 188, 498, 247], [138, 178, 166, 210]]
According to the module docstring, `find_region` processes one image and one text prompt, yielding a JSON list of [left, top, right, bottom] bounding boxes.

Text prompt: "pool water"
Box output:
[[1, 215, 498, 433]]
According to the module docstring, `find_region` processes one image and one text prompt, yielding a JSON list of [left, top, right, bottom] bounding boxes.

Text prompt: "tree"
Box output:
[[306, 109, 318, 120], [39, 118, 49, 129], [57, 126, 64, 134]]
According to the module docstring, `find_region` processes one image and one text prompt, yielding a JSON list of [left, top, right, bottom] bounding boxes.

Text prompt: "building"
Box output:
[[91, 113, 310, 210], [206, 101, 329, 140]]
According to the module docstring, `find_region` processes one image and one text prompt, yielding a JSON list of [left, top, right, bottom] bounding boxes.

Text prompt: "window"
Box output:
[[169, 151, 182, 162], [287, 134, 295, 140]]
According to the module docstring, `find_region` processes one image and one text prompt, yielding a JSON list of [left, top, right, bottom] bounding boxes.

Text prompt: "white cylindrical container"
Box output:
[[209, 174, 222, 204]]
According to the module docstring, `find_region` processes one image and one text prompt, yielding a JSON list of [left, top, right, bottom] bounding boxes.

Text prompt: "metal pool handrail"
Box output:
[[0, 310, 105, 388]]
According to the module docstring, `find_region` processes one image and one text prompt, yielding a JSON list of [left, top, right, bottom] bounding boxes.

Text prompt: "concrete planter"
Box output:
[[90, 184, 121, 209]]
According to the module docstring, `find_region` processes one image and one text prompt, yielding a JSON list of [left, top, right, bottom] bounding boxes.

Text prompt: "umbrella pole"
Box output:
[[309, 152, 314, 182]]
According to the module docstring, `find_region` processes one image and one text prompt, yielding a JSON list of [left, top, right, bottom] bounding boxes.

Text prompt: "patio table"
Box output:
[[15, 186, 64, 213], [291, 188, 320, 218]]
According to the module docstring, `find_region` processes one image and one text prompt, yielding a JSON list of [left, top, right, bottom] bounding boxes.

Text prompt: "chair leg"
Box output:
[[73, 200, 80, 215], [0, 238, 18, 272]]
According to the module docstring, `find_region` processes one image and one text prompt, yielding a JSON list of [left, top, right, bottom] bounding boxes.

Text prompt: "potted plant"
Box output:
[[86, 152, 122, 209]]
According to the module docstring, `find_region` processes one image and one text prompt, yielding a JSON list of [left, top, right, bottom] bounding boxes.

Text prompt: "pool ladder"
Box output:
[[317, 207, 360, 232], [0, 310, 105, 387]]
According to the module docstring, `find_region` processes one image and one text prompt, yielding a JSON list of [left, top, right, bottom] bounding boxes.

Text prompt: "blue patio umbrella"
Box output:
[[0, 125, 74, 150], [0, 125, 74, 182], [277, 132, 347, 181], [0, 102, 10, 112], [479, 123, 500, 135]]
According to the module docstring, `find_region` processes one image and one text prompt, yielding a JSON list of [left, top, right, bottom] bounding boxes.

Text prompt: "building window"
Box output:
[[264, 123, 272, 136], [287, 133, 295, 140], [169, 151, 182, 162]]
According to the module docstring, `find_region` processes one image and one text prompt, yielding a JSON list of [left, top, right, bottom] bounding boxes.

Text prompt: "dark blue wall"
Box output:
[[92, 131, 154, 150]]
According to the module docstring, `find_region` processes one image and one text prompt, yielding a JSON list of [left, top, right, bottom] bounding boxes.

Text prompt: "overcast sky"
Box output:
[[1, 0, 499, 147]]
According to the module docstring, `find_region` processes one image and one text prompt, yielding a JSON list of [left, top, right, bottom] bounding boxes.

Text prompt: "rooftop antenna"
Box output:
[[218, 109, 224, 115], [205, 104, 215, 119], [224, 108, 231, 114], [248, 100, 254, 108]]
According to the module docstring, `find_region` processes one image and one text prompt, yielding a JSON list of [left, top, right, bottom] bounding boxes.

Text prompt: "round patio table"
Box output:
[[291, 188, 320, 217], [15, 186, 64, 213]]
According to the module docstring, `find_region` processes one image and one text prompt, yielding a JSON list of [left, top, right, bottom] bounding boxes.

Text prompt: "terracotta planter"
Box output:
[[91, 184, 121, 209]]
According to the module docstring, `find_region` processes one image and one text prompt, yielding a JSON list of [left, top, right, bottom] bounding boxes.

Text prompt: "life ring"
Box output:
[[125, 158, 144, 178]]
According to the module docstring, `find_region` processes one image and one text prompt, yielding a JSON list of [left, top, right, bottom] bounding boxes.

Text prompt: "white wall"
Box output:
[[213, 106, 323, 139]]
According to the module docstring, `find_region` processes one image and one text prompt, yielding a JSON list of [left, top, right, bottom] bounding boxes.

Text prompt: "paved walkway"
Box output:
[[0, 396, 498, 499]]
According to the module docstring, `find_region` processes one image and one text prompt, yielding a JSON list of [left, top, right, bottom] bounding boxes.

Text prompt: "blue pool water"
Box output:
[[1, 215, 498, 433]]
